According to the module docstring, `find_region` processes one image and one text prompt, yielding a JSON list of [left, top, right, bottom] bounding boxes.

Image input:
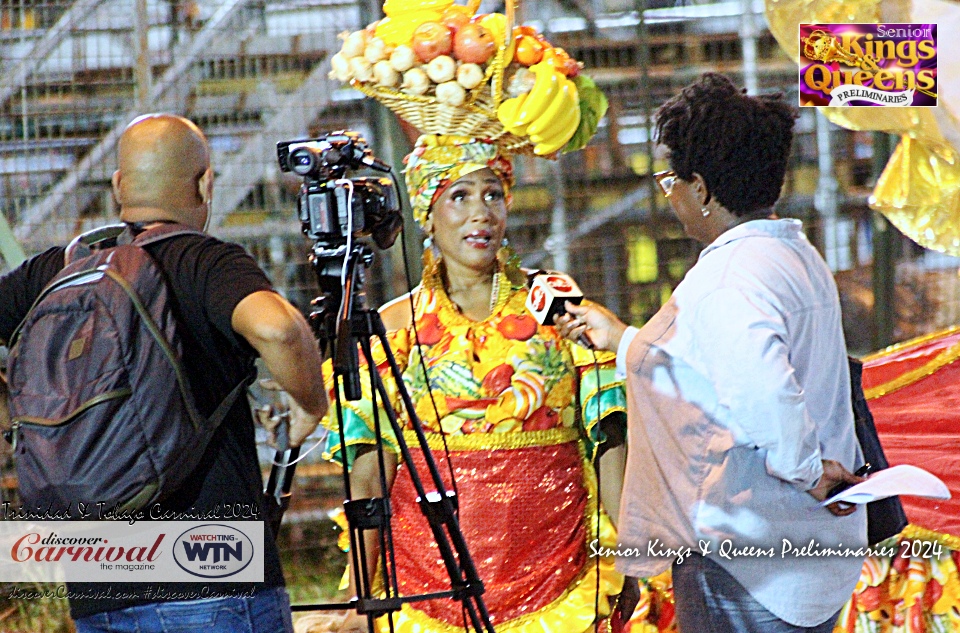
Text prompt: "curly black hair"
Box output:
[[654, 73, 798, 216]]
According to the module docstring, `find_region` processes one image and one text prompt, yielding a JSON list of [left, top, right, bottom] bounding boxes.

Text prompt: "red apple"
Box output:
[[453, 22, 496, 64], [416, 313, 443, 345], [524, 406, 559, 431], [496, 314, 537, 340], [481, 363, 514, 395], [411, 21, 453, 62], [923, 579, 943, 610], [440, 7, 470, 33], [858, 586, 881, 612], [908, 601, 923, 630]]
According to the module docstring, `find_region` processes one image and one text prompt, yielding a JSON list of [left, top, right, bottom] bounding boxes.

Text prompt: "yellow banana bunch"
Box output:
[[377, 0, 453, 45], [382, 0, 452, 15], [526, 77, 578, 138], [530, 87, 581, 155], [512, 62, 561, 128], [532, 109, 580, 155], [375, 14, 443, 45], [497, 94, 528, 136], [478, 13, 506, 46], [498, 62, 581, 154]]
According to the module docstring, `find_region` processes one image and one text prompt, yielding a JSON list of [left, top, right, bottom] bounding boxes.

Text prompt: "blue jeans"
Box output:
[[672, 555, 839, 633], [73, 587, 294, 633]]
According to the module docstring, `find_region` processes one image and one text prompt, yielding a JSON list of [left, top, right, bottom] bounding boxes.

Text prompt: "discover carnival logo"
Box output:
[[799, 23, 937, 107], [173, 524, 254, 579], [0, 521, 264, 582]]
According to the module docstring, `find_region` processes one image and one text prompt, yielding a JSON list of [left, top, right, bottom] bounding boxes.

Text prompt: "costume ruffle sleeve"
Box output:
[[320, 326, 410, 468], [570, 344, 627, 459]]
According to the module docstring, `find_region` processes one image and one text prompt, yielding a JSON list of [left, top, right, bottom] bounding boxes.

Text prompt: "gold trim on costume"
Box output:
[[863, 339, 960, 400], [580, 383, 626, 410], [401, 427, 580, 451], [901, 524, 960, 551], [861, 325, 960, 362], [570, 342, 616, 366]]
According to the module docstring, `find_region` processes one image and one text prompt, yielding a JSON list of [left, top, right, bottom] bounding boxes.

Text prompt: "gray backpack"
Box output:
[[7, 223, 250, 517]]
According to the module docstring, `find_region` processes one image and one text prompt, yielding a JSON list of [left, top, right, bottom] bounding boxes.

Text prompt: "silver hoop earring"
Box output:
[[701, 208, 711, 217]]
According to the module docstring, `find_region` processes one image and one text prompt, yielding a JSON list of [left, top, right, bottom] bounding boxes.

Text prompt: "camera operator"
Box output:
[[0, 113, 327, 633]]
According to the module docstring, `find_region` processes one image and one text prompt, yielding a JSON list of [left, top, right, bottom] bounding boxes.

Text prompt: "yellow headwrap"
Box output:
[[403, 135, 514, 229]]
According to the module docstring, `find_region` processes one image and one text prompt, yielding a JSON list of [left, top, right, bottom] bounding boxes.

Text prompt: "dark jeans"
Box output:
[[672, 554, 839, 633], [73, 587, 294, 633]]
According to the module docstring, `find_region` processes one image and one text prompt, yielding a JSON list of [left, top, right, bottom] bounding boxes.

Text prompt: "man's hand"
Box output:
[[336, 611, 370, 633], [232, 291, 328, 436], [256, 379, 322, 449], [806, 459, 866, 516], [553, 301, 627, 353]]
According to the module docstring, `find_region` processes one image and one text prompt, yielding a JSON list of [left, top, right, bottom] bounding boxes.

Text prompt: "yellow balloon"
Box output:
[[765, 0, 960, 256], [871, 136, 960, 254], [764, 0, 883, 64]]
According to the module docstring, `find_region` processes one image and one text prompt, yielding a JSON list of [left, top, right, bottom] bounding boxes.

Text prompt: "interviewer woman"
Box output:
[[556, 73, 867, 633]]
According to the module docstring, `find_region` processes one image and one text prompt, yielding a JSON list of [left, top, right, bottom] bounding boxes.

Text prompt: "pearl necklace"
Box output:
[[489, 269, 502, 313]]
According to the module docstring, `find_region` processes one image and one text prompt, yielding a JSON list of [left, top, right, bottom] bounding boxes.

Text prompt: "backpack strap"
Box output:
[[124, 223, 252, 429], [62, 222, 203, 266], [131, 222, 204, 247], [206, 371, 256, 429], [64, 224, 128, 265]]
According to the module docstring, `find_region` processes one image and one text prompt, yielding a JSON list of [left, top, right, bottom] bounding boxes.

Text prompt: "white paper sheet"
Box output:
[[822, 464, 951, 506]]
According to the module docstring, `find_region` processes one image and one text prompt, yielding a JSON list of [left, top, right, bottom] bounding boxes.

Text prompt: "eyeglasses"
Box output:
[[654, 170, 677, 198]]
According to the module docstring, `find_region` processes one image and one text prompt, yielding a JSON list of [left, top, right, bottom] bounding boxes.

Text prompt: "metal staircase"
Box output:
[[1, 0, 359, 254]]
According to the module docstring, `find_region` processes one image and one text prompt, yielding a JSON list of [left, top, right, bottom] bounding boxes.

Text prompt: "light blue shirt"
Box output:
[[615, 219, 867, 627]]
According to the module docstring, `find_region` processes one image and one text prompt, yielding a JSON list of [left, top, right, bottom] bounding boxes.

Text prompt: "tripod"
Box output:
[[266, 241, 495, 633]]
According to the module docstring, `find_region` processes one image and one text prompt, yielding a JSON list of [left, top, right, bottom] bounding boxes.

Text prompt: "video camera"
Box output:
[[277, 131, 402, 250]]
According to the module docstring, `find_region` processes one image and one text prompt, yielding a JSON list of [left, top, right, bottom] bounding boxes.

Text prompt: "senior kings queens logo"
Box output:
[[799, 24, 937, 107]]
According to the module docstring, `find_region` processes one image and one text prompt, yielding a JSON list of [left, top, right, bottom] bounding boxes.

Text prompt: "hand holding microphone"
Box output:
[[526, 273, 626, 352], [556, 302, 627, 353]]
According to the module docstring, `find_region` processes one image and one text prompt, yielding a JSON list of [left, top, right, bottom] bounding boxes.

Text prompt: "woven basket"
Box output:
[[352, 1, 537, 155]]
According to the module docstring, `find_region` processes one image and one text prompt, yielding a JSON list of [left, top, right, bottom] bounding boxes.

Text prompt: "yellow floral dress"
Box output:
[[323, 255, 627, 633]]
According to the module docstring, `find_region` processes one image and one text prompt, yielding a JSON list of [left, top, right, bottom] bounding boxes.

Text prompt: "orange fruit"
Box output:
[[515, 34, 544, 66]]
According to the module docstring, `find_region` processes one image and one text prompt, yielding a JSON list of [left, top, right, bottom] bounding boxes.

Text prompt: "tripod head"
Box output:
[[308, 242, 375, 401]]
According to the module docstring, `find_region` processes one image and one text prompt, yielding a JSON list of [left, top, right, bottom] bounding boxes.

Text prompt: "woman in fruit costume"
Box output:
[[323, 134, 633, 633]]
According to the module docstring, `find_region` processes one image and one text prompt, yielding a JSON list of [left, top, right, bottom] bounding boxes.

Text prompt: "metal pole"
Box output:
[[740, 0, 759, 95], [635, 0, 658, 216], [602, 243, 620, 316], [548, 160, 570, 273], [814, 111, 842, 270], [872, 132, 896, 349], [135, 0, 153, 111]]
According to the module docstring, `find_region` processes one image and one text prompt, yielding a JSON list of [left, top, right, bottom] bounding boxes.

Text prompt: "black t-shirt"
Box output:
[[0, 232, 285, 619]]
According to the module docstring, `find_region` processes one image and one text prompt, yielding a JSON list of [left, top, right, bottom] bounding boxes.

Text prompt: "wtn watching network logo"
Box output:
[[173, 524, 255, 578]]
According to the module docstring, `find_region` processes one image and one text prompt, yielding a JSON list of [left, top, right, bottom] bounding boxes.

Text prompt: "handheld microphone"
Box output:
[[526, 273, 594, 349]]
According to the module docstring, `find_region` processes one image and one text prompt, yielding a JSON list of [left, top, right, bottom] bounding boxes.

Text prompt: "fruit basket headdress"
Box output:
[[329, 0, 607, 157]]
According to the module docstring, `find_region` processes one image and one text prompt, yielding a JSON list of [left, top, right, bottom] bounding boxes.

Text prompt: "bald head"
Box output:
[[112, 114, 213, 230]]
